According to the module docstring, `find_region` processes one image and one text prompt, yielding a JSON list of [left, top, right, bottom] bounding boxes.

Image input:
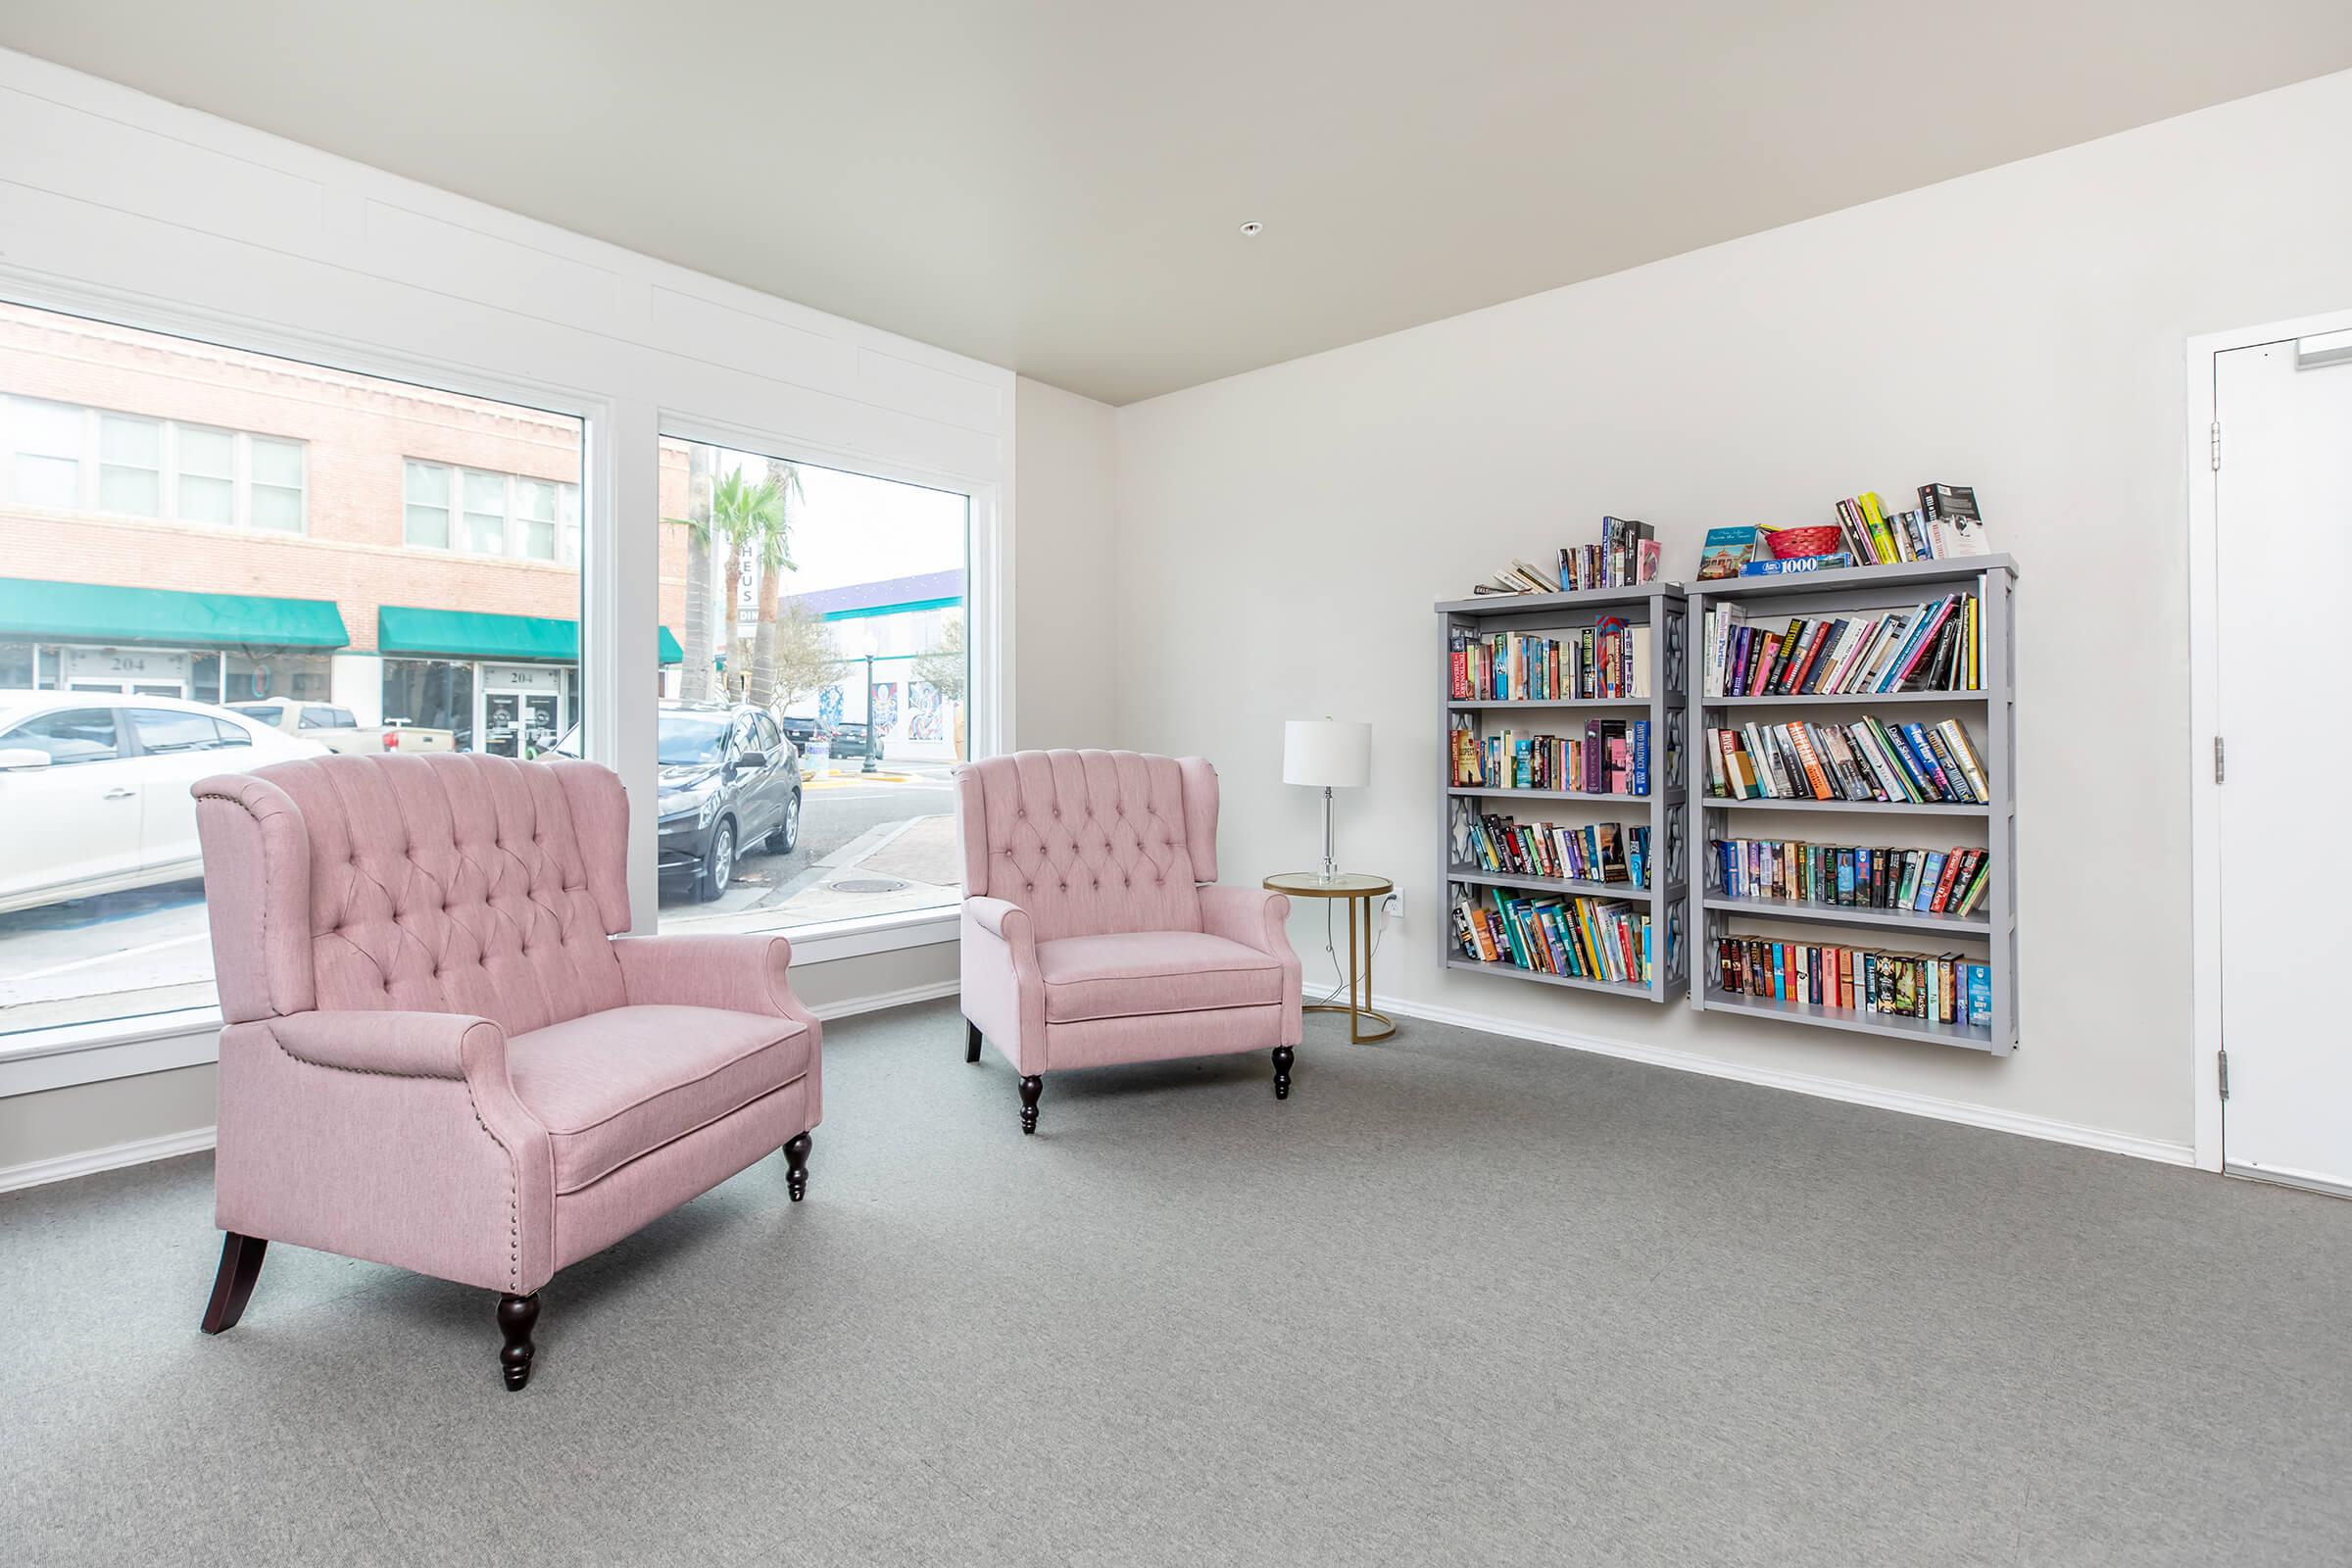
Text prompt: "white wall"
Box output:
[[1112, 69, 2352, 1154], [1011, 376, 1120, 749]]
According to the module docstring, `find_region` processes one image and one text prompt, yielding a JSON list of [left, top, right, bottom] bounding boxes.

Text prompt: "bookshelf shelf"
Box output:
[[1447, 785, 1684, 804], [1698, 987, 1998, 1051], [1696, 795, 1989, 816], [1438, 580, 1689, 1005], [1689, 555, 2018, 1054], [1709, 690, 1986, 708], [1449, 956, 1662, 1002], [1447, 698, 1649, 710], [1452, 865, 1687, 901], [1698, 893, 1990, 936]]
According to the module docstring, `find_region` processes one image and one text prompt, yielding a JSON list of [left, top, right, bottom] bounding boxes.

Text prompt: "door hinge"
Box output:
[[2213, 735, 2225, 784], [2210, 420, 2222, 471], [2218, 1049, 2230, 1101]]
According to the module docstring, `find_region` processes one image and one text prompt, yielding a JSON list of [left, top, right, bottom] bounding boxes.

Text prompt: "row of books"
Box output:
[[1714, 937, 1990, 1028], [1702, 594, 1980, 697], [1563, 516, 1660, 590], [1457, 813, 1655, 888], [1835, 484, 1988, 566], [1704, 717, 1986, 806], [1448, 620, 1654, 702], [1455, 890, 1667, 988], [1450, 717, 1654, 795], [1711, 837, 1991, 917]]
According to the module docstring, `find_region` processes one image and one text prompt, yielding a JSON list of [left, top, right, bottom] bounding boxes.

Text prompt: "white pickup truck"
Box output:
[[227, 700, 456, 756]]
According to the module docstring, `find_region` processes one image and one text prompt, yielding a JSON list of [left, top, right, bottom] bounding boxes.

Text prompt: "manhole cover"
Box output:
[[829, 878, 908, 894]]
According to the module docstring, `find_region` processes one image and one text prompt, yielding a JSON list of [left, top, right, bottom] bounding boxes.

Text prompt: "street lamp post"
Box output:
[[862, 653, 878, 775]]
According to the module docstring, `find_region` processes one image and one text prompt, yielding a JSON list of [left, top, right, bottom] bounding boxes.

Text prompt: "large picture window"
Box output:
[[0, 299, 585, 1036], [621, 437, 969, 935]]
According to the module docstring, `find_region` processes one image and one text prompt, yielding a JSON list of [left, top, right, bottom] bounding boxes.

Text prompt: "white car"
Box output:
[[0, 692, 330, 915]]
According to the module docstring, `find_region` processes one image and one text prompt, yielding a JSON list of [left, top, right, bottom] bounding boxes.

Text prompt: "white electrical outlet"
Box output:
[[1381, 891, 1403, 927]]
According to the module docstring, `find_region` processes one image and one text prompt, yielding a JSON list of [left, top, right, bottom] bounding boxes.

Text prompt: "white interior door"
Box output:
[[2215, 337, 2352, 1195]]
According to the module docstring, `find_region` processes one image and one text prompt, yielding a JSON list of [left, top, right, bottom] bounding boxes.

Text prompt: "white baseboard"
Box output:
[[808, 978, 958, 1022], [0, 1125, 218, 1195], [1365, 990, 2195, 1169]]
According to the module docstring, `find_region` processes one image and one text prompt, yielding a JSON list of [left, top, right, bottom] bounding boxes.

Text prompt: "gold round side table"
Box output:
[[1263, 871, 1396, 1043]]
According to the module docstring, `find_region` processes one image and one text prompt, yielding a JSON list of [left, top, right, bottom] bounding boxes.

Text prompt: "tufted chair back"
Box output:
[[193, 753, 634, 1036], [954, 750, 1220, 943]]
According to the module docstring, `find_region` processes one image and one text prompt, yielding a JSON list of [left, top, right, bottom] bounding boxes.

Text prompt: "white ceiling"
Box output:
[[5, 2, 2349, 404]]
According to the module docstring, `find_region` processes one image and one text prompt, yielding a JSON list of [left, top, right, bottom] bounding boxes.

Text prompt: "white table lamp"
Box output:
[[1283, 719, 1371, 883]]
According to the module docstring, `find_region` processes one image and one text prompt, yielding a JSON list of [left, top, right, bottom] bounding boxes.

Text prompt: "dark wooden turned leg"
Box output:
[[200, 1231, 268, 1335], [498, 1292, 540, 1392], [1272, 1046, 1295, 1101], [964, 1020, 983, 1063], [783, 1131, 812, 1201], [1017, 1074, 1043, 1135]]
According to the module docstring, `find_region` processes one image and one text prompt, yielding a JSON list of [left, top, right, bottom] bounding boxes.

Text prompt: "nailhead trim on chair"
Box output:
[[266, 1029, 523, 1292]]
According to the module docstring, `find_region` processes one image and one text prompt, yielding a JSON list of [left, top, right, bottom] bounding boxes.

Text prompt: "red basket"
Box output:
[[1767, 525, 1845, 560]]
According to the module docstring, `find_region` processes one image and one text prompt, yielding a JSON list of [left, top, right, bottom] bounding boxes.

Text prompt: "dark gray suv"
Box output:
[[552, 703, 803, 902], [653, 704, 802, 901]]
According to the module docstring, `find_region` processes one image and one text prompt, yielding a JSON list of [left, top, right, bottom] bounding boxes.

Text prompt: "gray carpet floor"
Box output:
[[4, 999, 2348, 1567]]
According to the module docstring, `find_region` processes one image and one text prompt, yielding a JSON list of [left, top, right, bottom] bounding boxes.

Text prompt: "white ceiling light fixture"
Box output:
[[1239, 220, 1265, 237]]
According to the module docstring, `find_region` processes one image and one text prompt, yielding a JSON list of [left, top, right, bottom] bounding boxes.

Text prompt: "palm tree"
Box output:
[[749, 460, 805, 708], [702, 468, 784, 700]]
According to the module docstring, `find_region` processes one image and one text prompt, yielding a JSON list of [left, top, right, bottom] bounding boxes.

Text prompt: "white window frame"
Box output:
[[0, 46, 1013, 1107], [654, 409, 996, 956], [96, 410, 164, 516], [0, 394, 306, 532], [401, 457, 579, 564]]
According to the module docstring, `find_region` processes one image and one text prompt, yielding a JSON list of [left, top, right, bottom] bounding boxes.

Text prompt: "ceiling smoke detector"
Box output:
[[1239, 220, 1264, 237]]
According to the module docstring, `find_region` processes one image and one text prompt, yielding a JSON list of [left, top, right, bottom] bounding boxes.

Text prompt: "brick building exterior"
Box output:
[[0, 301, 694, 752]]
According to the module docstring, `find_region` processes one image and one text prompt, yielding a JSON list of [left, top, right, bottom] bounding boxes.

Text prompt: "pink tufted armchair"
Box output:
[[189, 753, 821, 1390], [955, 751, 1301, 1132]]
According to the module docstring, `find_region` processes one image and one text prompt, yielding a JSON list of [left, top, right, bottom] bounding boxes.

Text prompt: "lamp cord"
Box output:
[[1307, 896, 1384, 1007]]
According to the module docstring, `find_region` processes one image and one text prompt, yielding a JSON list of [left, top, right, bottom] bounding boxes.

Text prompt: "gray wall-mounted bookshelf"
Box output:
[[1435, 582, 1690, 1004], [1686, 555, 2018, 1053]]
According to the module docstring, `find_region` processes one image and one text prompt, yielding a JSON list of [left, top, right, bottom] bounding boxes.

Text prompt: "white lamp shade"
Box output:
[[1283, 719, 1371, 788]]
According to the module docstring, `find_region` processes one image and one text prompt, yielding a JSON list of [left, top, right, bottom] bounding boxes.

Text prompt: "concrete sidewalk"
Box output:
[[768, 812, 960, 924]]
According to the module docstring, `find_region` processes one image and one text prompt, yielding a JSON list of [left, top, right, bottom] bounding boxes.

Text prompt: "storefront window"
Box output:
[[650, 434, 969, 936], [0, 298, 582, 1036]]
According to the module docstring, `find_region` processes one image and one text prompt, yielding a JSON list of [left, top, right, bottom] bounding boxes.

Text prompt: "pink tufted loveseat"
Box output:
[[188, 753, 821, 1390], [954, 750, 1302, 1132]]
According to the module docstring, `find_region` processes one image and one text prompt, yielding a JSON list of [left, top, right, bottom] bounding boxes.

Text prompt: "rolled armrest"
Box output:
[[1197, 884, 1292, 956], [965, 896, 1033, 951], [265, 1009, 506, 1083], [611, 932, 811, 1022]]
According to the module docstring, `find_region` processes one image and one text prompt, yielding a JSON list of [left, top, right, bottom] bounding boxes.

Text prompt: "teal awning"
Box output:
[[378, 606, 684, 664], [0, 577, 348, 650]]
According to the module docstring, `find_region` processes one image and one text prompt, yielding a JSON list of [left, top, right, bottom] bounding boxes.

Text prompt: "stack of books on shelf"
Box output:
[[1702, 593, 1980, 698], [1711, 837, 1990, 918], [1449, 620, 1653, 701], [1457, 813, 1653, 888], [1703, 716, 1987, 805], [1695, 485, 1991, 579], [1559, 516, 1659, 590], [1713, 937, 1990, 1028], [1835, 484, 1989, 566], [1455, 889, 1667, 988], [1473, 516, 1661, 595], [1450, 715, 1654, 795]]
